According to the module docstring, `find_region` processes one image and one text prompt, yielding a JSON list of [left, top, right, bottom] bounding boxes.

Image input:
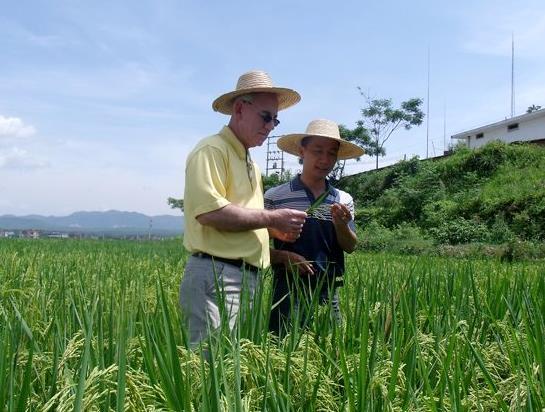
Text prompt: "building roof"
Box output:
[[451, 108, 545, 139]]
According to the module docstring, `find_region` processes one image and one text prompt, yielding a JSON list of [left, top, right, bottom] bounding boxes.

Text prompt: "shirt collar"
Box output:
[[292, 173, 332, 193], [219, 126, 247, 160]]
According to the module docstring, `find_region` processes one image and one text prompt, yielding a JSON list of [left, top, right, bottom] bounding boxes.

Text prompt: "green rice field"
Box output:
[[1, 238, 544, 411]]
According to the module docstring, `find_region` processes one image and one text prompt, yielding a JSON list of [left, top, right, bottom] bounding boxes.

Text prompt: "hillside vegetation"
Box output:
[[340, 141, 545, 256]]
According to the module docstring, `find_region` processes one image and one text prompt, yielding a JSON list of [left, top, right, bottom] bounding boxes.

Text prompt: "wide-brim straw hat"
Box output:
[[212, 70, 301, 115], [277, 119, 365, 160]]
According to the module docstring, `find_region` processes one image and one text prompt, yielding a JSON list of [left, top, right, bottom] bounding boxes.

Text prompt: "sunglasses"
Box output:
[[258, 111, 280, 127], [242, 100, 280, 127]]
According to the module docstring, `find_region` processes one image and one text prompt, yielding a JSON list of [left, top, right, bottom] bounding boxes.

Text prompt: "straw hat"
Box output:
[[277, 119, 365, 160], [212, 70, 301, 115]]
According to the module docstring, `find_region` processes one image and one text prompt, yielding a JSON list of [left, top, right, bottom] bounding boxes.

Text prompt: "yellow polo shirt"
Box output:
[[183, 126, 270, 268]]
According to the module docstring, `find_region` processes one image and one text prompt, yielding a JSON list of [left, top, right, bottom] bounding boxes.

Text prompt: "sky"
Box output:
[[1, 0, 544, 217]]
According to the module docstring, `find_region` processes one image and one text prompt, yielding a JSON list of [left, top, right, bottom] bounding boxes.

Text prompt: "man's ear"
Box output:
[[232, 98, 244, 118]]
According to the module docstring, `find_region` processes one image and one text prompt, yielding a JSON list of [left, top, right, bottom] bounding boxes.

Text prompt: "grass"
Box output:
[[0, 238, 544, 410]]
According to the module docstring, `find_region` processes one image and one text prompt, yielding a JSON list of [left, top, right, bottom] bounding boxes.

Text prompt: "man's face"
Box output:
[[238, 93, 279, 148], [299, 136, 340, 179]]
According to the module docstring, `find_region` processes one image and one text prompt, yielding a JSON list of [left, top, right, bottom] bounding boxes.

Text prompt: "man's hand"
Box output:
[[268, 209, 307, 239], [269, 228, 300, 243], [330, 203, 352, 227], [270, 249, 315, 275], [330, 203, 357, 253], [285, 251, 315, 275]]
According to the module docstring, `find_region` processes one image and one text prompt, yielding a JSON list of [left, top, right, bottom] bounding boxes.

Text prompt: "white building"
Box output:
[[451, 108, 545, 149]]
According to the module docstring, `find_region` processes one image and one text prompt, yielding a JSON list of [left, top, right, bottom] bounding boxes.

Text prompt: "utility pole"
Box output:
[[443, 103, 447, 154], [265, 135, 284, 177]]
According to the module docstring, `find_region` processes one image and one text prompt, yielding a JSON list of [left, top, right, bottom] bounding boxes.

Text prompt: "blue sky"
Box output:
[[1, 0, 544, 216]]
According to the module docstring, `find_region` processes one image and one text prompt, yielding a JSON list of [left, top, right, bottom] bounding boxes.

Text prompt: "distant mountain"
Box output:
[[0, 210, 184, 236]]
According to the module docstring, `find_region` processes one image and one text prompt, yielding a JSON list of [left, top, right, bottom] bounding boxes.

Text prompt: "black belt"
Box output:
[[192, 252, 259, 272]]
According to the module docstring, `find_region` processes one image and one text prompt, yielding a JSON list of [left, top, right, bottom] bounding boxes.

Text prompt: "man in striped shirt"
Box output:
[[265, 119, 364, 335]]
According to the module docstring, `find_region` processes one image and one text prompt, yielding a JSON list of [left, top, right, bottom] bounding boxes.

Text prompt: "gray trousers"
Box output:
[[179, 255, 259, 347]]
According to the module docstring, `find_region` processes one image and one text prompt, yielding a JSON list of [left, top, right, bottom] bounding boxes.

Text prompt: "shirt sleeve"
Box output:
[[185, 145, 231, 217], [263, 188, 275, 210], [339, 191, 356, 231]]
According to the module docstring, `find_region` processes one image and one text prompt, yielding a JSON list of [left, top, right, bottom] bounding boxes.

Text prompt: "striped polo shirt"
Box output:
[[264, 175, 356, 280]]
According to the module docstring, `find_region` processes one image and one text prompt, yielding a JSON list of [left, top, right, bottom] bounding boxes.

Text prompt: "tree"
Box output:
[[262, 170, 293, 192], [167, 197, 184, 212], [357, 88, 424, 169], [527, 104, 542, 113], [326, 124, 372, 182]]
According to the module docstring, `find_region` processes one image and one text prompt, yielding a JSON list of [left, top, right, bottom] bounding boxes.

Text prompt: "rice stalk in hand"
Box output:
[[306, 190, 330, 216]]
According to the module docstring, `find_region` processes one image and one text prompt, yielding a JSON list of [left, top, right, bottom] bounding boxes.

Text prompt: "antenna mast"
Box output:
[[426, 47, 430, 158], [511, 33, 515, 117]]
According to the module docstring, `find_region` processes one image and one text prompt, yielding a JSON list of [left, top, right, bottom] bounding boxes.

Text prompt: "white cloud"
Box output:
[[0, 115, 36, 139], [0, 115, 43, 170], [0, 147, 48, 170]]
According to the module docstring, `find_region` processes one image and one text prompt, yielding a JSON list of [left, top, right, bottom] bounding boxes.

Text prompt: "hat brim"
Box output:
[[277, 133, 365, 160], [212, 87, 301, 115]]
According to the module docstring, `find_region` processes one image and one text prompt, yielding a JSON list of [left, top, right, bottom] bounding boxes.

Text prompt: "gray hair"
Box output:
[[237, 94, 255, 104]]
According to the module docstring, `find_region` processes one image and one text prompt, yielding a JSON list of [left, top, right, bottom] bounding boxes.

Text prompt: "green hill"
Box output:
[[339, 141, 545, 253]]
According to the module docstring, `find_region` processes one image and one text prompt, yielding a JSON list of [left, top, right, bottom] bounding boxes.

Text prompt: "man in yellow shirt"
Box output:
[[180, 70, 307, 347]]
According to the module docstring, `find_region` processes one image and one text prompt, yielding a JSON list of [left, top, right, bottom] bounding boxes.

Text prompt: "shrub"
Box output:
[[429, 217, 489, 245], [500, 239, 545, 261], [388, 223, 434, 254], [380, 156, 421, 189], [488, 214, 516, 244], [357, 221, 433, 254], [354, 206, 383, 226], [373, 165, 446, 227], [421, 199, 459, 228], [357, 221, 396, 252]]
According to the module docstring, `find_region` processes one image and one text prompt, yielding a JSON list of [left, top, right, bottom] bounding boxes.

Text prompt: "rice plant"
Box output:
[[1, 238, 544, 410]]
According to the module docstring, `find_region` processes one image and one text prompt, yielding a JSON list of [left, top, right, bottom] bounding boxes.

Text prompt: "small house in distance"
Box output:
[[451, 108, 545, 149]]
